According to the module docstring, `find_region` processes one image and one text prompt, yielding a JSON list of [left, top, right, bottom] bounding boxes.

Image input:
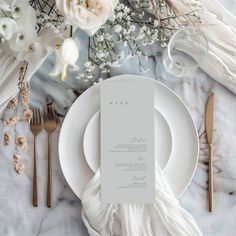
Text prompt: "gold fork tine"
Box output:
[[43, 106, 46, 120], [35, 108, 38, 124], [44, 106, 49, 122], [38, 109, 42, 124], [53, 110, 59, 124], [56, 114, 59, 124], [30, 106, 34, 124], [34, 107, 38, 123], [48, 105, 54, 120], [47, 106, 51, 120], [33, 107, 37, 121]]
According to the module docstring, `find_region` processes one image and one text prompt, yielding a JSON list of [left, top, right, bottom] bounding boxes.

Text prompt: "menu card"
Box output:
[[100, 81, 155, 203]]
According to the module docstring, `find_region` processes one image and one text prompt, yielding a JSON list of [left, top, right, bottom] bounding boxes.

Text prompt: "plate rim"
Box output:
[[58, 74, 199, 199]]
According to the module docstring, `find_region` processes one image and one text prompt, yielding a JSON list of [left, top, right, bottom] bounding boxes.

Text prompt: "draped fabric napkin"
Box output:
[[169, 0, 236, 94], [81, 161, 202, 236], [0, 44, 49, 113]]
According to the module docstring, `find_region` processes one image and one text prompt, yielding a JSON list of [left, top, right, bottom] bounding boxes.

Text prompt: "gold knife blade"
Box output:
[[205, 92, 214, 145], [205, 92, 214, 212]]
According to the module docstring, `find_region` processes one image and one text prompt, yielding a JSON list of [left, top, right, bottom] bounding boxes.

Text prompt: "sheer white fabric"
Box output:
[[168, 0, 236, 94], [81, 162, 202, 236], [0, 43, 48, 113]]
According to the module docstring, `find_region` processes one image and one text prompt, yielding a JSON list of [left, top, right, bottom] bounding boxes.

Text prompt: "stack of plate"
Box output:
[[59, 75, 199, 199]]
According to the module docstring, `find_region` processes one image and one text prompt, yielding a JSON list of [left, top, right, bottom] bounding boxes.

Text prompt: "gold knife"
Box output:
[[205, 92, 214, 212]]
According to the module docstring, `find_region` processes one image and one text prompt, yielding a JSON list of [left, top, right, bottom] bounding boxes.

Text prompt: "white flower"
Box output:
[[117, 3, 124, 10], [130, 25, 136, 32], [104, 33, 112, 40], [9, 26, 37, 52], [7, 0, 37, 51], [142, 26, 147, 31], [84, 61, 92, 67], [7, 0, 37, 26], [10, 30, 52, 63], [136, 32, 145, 40], [114, 24, 122, 33], [97, 35, 104, 42], [0, 0, 10, 11], [50, 37, 80, 80], [6, 0, 53, 62], [61, 38, 79, 64], [56, 0, 118, 36], [161, 42, 167, 47], [96, 51, 105, 59], [0, 0, 54, 69], [110, 60, 121, 67], [154, 19, 159, 27], [116, 12, 123, 19], [0, 17, 17, 40], [123, 6, 130, 13]]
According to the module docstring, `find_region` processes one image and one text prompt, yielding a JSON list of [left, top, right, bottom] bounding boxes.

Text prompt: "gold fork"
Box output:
[[30, 107, 43, 207], [44, 105, 59, 208]]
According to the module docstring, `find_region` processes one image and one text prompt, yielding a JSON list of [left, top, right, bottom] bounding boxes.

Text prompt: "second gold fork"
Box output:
[[44, 105, 58, 208]]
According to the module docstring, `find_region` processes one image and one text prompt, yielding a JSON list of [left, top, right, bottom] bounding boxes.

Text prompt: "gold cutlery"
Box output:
[[44, 105, 59, 208], [205, 92, 215, 212], [30, 107, 43, 207]]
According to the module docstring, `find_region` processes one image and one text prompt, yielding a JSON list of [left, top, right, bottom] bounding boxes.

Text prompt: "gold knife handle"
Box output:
[[47, 132, 52, 208], [33, 136, 38, 207], [208, 144, 213, 212]]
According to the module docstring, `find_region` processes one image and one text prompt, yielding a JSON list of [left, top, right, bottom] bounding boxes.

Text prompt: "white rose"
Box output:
[[0, 17, 17, 40], [0, 0, 11, 11], [56, 0, 118, 36]]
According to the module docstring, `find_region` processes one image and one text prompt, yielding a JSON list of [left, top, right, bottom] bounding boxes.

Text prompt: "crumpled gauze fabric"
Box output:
[[81, 161, 202, 236]]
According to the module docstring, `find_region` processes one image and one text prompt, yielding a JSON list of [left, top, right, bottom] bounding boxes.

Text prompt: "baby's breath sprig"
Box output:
[[78, 0, 203, 83], [29, 0, 65, 32]]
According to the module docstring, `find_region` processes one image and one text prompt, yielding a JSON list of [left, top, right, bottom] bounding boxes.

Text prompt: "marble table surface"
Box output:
[[1, 1, 236, 235]]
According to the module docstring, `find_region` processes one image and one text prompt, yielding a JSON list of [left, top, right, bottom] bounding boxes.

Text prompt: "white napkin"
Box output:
[[0, 45, 49, 113], [81, 161, 202, 236], [168, 0, 236, 94]]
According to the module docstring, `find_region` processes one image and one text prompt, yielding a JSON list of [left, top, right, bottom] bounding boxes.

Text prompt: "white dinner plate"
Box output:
[[59, 75, 199, 199], [83, 109, 173, 172]]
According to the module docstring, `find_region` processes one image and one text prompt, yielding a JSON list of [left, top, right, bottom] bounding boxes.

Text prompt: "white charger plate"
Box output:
[[59, 75, 199, 199], [83, 109, 173, 172]]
